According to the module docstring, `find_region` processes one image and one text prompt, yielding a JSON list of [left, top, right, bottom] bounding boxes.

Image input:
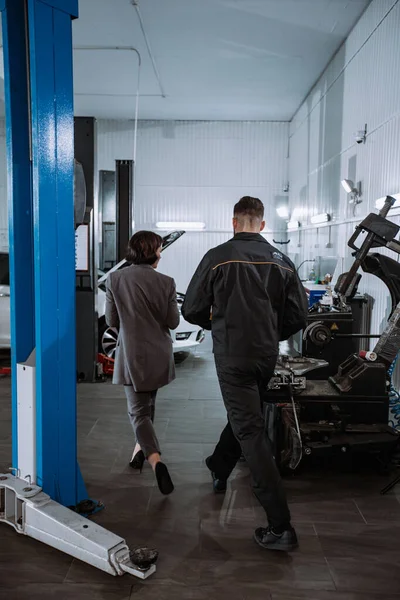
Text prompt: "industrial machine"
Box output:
[[302, 294, 370, 378], [265, 196, 400, 471]]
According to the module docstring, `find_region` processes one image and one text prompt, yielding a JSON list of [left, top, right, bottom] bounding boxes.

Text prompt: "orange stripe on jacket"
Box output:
[[212, 260, 294, 273]]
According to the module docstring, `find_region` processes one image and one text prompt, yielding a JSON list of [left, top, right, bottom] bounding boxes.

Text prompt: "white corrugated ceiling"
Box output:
[[72, 0, 371, 120], [0, 0, 371, 120]]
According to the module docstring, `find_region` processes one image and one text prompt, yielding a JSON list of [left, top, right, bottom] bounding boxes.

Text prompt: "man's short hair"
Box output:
[[234, 196, 264, 221]]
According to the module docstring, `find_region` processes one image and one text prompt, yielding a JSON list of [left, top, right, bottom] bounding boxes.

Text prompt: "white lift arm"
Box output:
[[0, 473, 156, 579]]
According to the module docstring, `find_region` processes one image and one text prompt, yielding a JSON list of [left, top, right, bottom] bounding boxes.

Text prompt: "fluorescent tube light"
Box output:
[[276, 206, 289, 219], [155, 221, 206, 230], [310, 213, 330, 225], [287, 221, 300, 230]]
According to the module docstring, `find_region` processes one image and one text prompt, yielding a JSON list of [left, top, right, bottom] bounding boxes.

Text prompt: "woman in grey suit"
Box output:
[[105, 231, 180, 495]]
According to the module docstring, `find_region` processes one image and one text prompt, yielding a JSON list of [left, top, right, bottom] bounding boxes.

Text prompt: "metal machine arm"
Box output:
[[335, 196, 399, 298], [363, 253, 400, 316]]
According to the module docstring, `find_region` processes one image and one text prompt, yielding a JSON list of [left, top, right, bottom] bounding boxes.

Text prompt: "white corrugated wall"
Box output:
[[97, 120, 289, 291], [1, 0, 398, 325], [289, 0, 400, 343]]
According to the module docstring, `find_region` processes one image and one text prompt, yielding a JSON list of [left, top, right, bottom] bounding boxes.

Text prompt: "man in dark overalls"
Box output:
[[182, 196, 308, 551]]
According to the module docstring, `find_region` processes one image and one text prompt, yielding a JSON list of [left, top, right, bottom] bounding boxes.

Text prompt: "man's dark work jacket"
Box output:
[[182, 232, 308, 357]]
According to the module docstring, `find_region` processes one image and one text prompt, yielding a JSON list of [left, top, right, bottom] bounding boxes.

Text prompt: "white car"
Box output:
[[0, 232, 205, 357], [97, 231, 204, 359]]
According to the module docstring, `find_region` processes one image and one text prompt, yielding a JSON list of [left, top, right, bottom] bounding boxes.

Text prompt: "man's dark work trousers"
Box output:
[[208, 355, 291, 530]]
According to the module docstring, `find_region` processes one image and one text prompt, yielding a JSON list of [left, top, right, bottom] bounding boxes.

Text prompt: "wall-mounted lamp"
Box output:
[[375, 193, 400, 211], [341, 179, 362, 205], [310, 213, 330, 225], [276, 205, 289, 219], [354, 125, 367, 145], [155, 221, 205, 230], [287, 221, 300, 230]]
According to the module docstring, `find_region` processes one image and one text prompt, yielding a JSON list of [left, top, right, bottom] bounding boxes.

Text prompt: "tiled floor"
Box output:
[[1, 338, 400, 599]]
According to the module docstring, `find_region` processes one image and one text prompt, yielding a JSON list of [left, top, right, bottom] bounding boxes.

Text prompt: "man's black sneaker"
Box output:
[[254, 526, 298, 552], [205, 456, 227, 494]]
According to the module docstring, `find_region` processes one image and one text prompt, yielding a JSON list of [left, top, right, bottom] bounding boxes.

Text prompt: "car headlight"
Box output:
[[176, 332, 191, 341]]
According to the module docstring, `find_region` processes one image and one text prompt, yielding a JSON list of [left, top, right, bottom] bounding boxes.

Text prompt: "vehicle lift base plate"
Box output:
[[0, 473, 156, 579]]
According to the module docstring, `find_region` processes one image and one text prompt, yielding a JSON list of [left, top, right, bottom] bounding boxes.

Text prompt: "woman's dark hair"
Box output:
[[126, 231, 163, 265]]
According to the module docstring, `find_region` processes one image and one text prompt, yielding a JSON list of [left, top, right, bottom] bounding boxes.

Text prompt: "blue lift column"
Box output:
[[1, 0, 87, 507], [0, 0, 156, 577], [1, 0, 35, 473], [27, 0, 86, 507]]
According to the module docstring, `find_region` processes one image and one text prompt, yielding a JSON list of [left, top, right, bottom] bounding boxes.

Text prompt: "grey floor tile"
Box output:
[[198, 555, 335, 592], [161, 441, 206, 465], [288, 498, 366, 524], [270, 593, 400, 600], [189, 381, 223, 401], [130, 583, 248, 599], [2, 339, 400, 597], [63, 559, 138, 587], [0, 527, 73, 584], [326, 555, 400, 594], [315, 521, 400, 559], [353, 494, 400, 524], [0, 584, 132, 600]]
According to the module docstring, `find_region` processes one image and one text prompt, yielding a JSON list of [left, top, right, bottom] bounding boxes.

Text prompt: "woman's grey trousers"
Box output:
[[124, 386, 160, 457]]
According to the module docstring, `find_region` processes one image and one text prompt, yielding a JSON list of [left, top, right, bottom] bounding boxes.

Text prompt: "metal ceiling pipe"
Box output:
[[75, 46, 141, 163], [131, 0, 166, 98], [75, 45, 141, 227]]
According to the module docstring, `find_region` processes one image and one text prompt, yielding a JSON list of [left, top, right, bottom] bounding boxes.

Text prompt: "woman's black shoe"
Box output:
[[155, 462, 174, 495], [129, 450, 145, 472]]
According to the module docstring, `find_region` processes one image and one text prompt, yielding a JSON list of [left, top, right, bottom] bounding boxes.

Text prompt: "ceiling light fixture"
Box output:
[[155, 221, 206, 230], [311, 213, 330, 225], [341, 179, 362, 205], [287, 221, 300, 230]]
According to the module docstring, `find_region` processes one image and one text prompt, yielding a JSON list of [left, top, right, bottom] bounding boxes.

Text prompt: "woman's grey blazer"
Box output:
[[105, 264, 180, 391]]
